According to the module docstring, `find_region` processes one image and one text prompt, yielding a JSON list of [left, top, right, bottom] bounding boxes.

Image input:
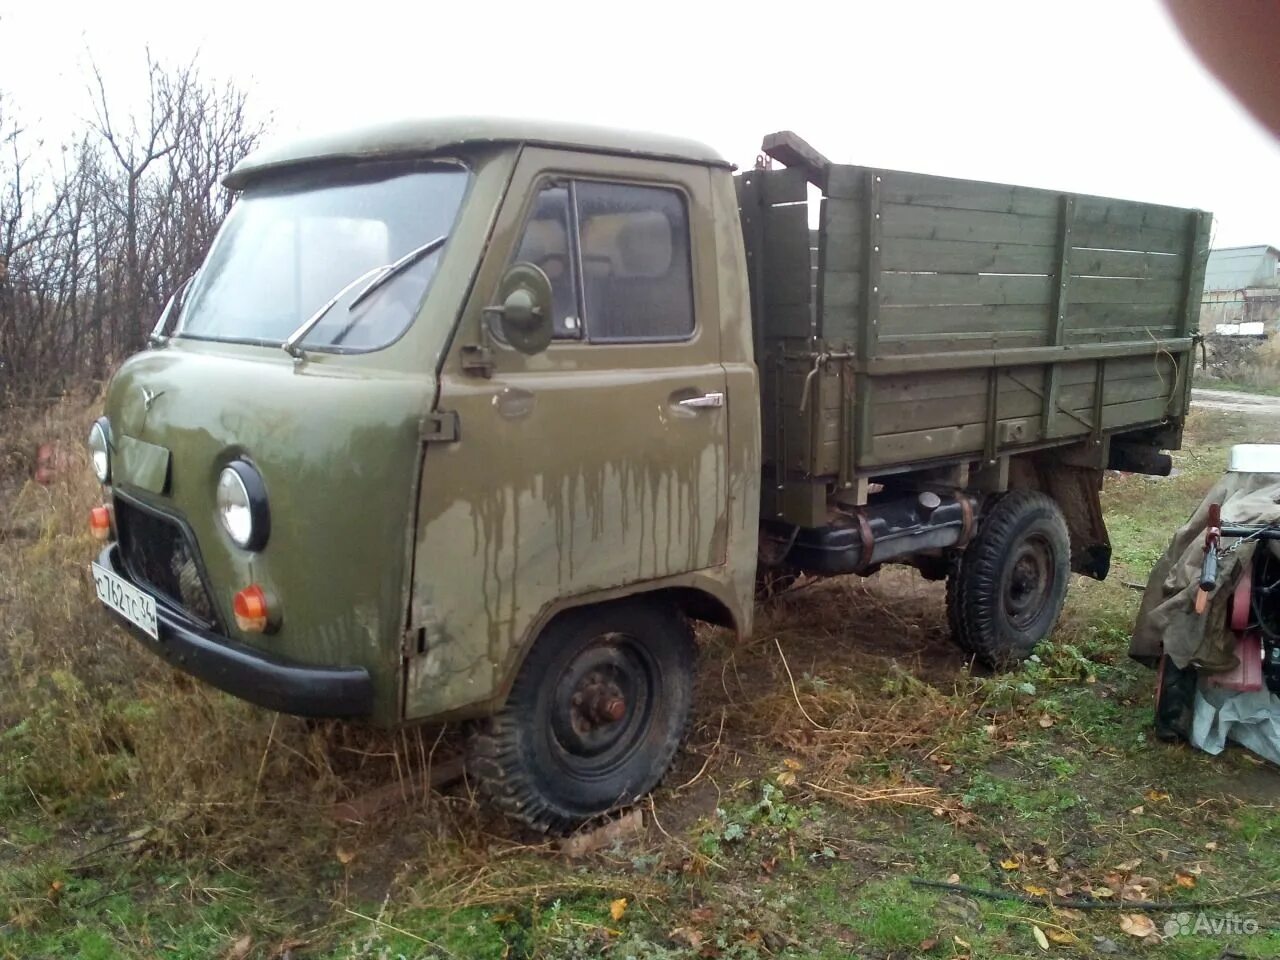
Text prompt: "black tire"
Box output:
[[468, 600, 695, 833], [948, 491, 1070, 669], [945, 554, 974, 655]]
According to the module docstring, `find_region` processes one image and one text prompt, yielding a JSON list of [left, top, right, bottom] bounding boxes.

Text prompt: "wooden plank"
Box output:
[[762, 300, 813, 338], [1070, 249, 1186, 280], [856, 169, 883, 462], [881, 238, 1056, 275], [880, 169, 1060, 218], [879, 302, 1051, 336], [880, 272, 1054, 307], [762, 131, 831, 188], [877, 331, 1046, 356], [1068, 276, 1184, 305], [882, 202, 1061, 246], [1073, 195, 1190, 235], [861, 336, 1193, 374], [1070, 219, 1186, 255], [1064, 301, 1180, 329], [824, 164, 866, 201], [1044, 196, 1075, 438], [820, 197, 865, 270], [760, 166, 808, 205], [1178, 210, 1212, 336]]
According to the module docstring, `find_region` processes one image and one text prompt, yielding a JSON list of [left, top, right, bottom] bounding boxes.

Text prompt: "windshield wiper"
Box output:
[[346, 234, 448, 313], [282, 266, 384, 360], [148, 274, 196, 346], [281, 235, 447, 360]]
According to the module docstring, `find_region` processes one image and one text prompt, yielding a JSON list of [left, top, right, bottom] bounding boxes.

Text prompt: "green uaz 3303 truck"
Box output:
[[86, 119, 1208, 830]]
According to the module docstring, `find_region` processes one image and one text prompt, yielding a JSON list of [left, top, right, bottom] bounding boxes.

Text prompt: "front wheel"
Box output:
[[947, 491, 1071, 669], [468, 600, 695, 833]]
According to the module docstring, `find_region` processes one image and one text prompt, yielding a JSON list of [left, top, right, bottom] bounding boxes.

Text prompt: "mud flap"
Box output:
[[1010, 458, 1111, 581]]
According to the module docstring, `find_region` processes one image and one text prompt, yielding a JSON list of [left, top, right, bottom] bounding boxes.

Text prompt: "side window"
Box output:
[[510, 183, 581, 337], [506, 178, 695, 343], [576, 182, 695, 342]]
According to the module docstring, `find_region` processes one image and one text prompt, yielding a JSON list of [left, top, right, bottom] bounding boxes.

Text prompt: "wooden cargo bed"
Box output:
[[737, 138, 1210, 527]]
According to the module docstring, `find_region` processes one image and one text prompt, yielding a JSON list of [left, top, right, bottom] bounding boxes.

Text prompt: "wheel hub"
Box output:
[[1004, 536, 1053, 628], [551, 639, 652, 763]]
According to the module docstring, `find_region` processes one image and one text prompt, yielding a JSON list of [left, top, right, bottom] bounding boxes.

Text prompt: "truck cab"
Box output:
[[90, 119, 759, 831]]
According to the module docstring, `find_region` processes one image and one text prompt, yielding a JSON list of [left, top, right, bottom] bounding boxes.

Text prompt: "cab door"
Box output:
[[404, 148, 729, 719]]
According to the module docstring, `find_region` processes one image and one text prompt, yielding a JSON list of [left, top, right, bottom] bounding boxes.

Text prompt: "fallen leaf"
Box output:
[[919, 937, 939, 950], [1000, 858, 1021, 870], [1093, 886, 1115, 899], [1119, 914, 1157, 938], [782, 757, 803, 771], [760, 855, 779, 875], [1145, 789, 1170, 802], [946, 873, 961, 884], [47, 880, 64, 904], [1054, 880, 1074, 897], [689, 906, 714, 924], [1093, 935, 1120, 954], [335, 847, 355, 865], [1175, 871, 1197, 889], [610, 898, 628, 921], [1114, 858, 1142, 872], [1053, 907, 1086, 922], [1129, 805, 1145, 815], [1038, 715, 1054, 728], [775, 770, 797, 787], [1048, 928, 1079, 945], [1204, 841, 1218, 851], [1023, 884, 1050, 897], [224, 935, 253, 960], [953, 935, 972, 949], [983, 724, 998, 736], [1033, 924, 1050, 951], [1044, 856, 1060, 874]]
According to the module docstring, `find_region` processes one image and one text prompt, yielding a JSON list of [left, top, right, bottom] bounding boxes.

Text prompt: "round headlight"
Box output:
[[88, 418, 111, 483], [216, 462, 269, 550]]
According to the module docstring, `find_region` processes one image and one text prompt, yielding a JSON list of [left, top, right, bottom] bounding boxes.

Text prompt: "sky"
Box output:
[[1, 0, 1277, 248]]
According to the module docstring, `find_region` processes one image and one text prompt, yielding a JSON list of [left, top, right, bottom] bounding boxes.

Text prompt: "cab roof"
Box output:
[[223, 116, 731, 189]]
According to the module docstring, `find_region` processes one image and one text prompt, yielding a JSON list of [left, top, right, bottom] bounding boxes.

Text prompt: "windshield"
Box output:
[[178, 162, 468, 351]]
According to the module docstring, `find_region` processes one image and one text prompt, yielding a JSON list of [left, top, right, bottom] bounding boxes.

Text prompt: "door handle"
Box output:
[[678, 392, 724, 410]]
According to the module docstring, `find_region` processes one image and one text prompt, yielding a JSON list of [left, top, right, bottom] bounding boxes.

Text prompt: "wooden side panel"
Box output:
[[740, 157, 1207, 490]]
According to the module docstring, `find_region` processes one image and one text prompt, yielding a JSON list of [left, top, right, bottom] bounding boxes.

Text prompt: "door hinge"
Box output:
[[461, 342, 494, 377], [422, 410, 460, 444]]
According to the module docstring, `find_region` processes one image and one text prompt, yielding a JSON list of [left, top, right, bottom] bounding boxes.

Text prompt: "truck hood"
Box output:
[[103, 343, 433, 721]]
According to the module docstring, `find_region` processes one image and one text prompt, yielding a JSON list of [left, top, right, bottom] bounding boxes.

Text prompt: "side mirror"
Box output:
[[486, 262, 554, 355]]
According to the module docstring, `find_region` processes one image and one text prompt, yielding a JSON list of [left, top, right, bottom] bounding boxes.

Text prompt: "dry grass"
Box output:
[[0, 394, 485, 882]]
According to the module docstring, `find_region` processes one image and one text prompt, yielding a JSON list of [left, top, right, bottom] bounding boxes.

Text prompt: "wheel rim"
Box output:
[[548, 633, 656, 780], [1002, 533, 1055, 629]]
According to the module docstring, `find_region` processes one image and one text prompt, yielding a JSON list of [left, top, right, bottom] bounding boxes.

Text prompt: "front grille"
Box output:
[[114, 497, 216, 626]]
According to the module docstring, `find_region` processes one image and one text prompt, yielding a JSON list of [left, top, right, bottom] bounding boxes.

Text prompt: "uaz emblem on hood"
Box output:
[[141, 387, 165, 411]]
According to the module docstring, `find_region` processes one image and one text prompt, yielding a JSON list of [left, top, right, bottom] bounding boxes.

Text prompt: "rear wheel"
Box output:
[[469, 600, 695, 833], [947, 491, 1070, 668]]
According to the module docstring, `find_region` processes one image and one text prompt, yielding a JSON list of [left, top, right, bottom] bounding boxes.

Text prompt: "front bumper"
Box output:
[[97, 544, 374, 718]]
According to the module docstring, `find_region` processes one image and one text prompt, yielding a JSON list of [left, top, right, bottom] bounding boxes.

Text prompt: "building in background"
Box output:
[[1200, 245, 1280, 336]]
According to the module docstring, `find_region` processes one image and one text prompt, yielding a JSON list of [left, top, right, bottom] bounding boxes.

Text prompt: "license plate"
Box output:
[[91, 562, 159, 640]]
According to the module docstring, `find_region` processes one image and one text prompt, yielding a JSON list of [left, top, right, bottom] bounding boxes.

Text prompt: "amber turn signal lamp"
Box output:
[[233, 584, 270, 633], [89, 505, 111, 541]]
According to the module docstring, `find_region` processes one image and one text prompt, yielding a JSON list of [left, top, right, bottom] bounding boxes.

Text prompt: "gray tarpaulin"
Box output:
[[1131, 469, 1280, 763], [1131, 470, 1280, 671]]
